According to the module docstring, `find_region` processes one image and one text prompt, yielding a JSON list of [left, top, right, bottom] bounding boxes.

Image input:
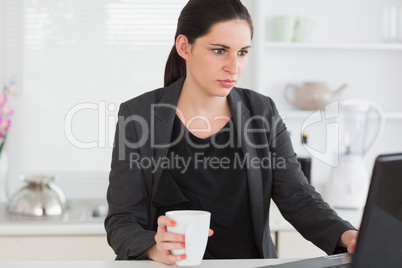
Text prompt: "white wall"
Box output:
[[2, 0, 255, 200], [0, 0, 5, 82]]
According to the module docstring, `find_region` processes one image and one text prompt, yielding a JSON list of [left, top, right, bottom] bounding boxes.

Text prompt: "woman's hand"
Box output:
[[145, 215, 214, 264], [338, 230, 358, 254], [146, 215, 186, 264]]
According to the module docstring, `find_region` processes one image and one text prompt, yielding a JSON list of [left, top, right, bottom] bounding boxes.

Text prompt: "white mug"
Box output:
[[383, 6, 398, 42], [166, 210, 211, 266]]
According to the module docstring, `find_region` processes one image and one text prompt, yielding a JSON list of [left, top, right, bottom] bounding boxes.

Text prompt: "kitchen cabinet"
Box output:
[[0, 205, 361, 261], [0, 235, 116, 260], [270, 203, 326, 259], [276, 231, 325, 259], [0, 200, 116, 260]]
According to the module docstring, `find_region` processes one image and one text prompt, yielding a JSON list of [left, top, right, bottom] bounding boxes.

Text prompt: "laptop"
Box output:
[[260, 153, 402, 268]]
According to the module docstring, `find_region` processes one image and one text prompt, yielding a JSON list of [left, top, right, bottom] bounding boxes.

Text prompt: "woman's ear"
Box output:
[[176, 34, 190, 60]]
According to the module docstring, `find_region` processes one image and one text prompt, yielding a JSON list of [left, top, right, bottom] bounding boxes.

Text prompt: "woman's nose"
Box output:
[[224, 54, 239, 74]]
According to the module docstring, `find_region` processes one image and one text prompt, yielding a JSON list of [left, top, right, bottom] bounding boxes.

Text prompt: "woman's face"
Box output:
[[182, 20, 252, 98]]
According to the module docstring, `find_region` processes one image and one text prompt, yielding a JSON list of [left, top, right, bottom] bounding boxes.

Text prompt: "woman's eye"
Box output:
[[213, 49, 225, 55], [238, 50, 249, 56]]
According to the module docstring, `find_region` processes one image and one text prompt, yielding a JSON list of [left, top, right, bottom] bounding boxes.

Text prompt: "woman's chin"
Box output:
[[214, 87, 234, 98]]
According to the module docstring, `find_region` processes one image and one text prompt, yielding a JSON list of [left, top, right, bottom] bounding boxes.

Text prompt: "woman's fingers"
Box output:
[[155, 232, 185, 252], [347, 238, 357, 254], [166, 253, 187, 264], [208, 229, 214, 237], [158, 232, 185, 242], [154, 215, 186, 253], [156, 216, 185, 241], [147, 215, 189, 264], [158, 241, 186, 251], [157, 215, 176, 230], [145, 243, 186, 264]]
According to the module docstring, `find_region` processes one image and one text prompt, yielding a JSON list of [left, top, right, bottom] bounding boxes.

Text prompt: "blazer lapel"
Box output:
[[228, 89, 265, 254], [151, 77, 184, 198]]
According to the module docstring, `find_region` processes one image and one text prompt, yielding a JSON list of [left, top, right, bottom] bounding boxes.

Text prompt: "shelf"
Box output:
[[279, 110, 315, 119], [384, 112, 402, 120], [264, 42, 402, 51], [279, 110, 402, 120]]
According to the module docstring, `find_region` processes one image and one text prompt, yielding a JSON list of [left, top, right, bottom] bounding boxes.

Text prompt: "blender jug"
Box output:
[[339, 101, 384, 156], [326, 99, 385, 209]]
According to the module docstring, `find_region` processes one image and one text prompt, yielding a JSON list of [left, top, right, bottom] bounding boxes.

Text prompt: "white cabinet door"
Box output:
[[0, 235, 116, 260], [277, 231, 326, 259]]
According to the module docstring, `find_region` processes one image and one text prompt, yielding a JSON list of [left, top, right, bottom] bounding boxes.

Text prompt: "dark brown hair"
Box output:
[[164, 0, 253, 87]]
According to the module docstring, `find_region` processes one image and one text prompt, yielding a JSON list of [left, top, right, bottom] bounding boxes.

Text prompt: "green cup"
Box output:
[[272, 16, 297, 42], [272, 16, 314, 42]]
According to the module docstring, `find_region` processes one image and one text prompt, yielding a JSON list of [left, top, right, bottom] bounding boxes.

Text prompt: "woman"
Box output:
[[105, 0, 358, 264]]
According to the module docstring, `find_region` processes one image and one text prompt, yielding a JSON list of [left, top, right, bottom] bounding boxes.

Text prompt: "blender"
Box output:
[[326, 99, 385, 209]]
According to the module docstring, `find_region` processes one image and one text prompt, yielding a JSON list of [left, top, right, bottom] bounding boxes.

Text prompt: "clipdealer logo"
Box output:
[[64, 100, 340, 167], [64, 101, 117, 149], [293, 101, 339, 167], [129, 151, 286, 174], [64, 101, 282, 151]]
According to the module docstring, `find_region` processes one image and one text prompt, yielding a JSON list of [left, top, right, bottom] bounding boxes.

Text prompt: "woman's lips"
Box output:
[[218, 79, 236, 88]]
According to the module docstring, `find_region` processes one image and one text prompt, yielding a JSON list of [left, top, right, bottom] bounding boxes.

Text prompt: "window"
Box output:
[[4, 0, 188, 197]]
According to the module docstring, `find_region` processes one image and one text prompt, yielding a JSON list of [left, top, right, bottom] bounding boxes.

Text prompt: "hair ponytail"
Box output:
[[164, 45, 186, 87], [163, 0, 253, 87]]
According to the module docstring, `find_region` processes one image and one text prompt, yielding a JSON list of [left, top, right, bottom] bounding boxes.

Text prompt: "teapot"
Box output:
[[284, 82, 347, 110], [8, 175, 67, 216]]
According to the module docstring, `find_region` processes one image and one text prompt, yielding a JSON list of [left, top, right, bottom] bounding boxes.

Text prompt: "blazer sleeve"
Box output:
[[104, 102, 156, 260], [267, 98, 356, 255]]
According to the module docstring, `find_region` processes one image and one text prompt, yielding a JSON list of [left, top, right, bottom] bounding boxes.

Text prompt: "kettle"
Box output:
[[8, 175, 67, 216], [284, 82, 347, 110]]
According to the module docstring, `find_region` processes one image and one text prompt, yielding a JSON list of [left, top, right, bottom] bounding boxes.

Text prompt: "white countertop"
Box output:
[[0, 199, 363, 236], [0, 259, 295, 268], [0, 199, 107, 236]]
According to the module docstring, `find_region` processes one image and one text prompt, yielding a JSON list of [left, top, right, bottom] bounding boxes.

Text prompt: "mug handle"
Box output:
[[284, 84, 298, 105], [293, 17, 315, 41], [363, 102, 385, 157], [305, 19, 315, 36], [293, 19, 302, 39]]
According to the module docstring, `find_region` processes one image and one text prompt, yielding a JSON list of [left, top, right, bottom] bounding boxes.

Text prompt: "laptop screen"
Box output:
[[352, 154, 402, 268]]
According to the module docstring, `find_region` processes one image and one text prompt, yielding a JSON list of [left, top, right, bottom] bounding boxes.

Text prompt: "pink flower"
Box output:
[[0, 118, 11, 131], [5, 85, 15, 94], [2, 105, 13, 116], [0, 76, 16, 155], [0, 93, 6, 106]]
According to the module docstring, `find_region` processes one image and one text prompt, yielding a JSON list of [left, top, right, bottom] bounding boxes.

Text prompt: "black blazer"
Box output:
[[105, 77, 355, 260]]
